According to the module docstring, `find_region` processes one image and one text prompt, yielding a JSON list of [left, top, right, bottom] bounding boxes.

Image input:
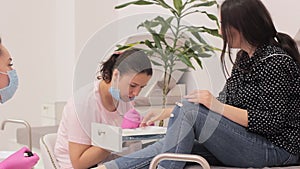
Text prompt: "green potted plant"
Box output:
[[115, 0, 221, 126]]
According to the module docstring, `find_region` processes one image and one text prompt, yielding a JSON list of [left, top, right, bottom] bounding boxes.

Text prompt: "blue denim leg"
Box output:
[[159, 101, 298, 168], [188, 140, 224, 166], [104, 139, 164, 169], [159, 102, 203, 169]]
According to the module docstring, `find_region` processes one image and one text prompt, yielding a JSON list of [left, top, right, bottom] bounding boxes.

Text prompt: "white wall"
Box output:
[[1, 0, 300, 128], [55, 0, 75, 101], [0, 0, 75, 127], [262, 0, 300, 37], [0, 0, 57, 126]]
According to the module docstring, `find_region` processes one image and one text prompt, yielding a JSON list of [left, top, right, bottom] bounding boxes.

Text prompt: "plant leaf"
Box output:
[[192, 55, 203, 69], [154, 16, 174, 36], [189, 26, 221, 38], [144, 40, 155, 49], [198, 52, 212, 58], [190, 1, 217, 8], [115, 0, 155, 9], [173, 0, 183, 14], [198, 26, 221, 38], [177, 54, 195, 69], [152, 33, 163, 49], [175, 68, 190, 72], [151, 59, 163, 66], [115, 41, 143, 51], [201, 11, 220, 28], [155, 0, 178, 15], [138, 20, 160, 30], [144, 40, 163, 54], [188, 28, 208, 44]]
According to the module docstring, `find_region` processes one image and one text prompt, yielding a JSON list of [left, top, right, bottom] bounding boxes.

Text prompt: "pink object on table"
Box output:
[[121, 109, 143, 129]]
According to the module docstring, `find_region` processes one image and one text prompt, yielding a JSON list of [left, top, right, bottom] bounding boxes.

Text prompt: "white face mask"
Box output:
[[0, 69, 19, 103]]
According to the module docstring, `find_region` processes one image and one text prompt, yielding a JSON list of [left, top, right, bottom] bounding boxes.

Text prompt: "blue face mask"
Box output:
[[109, 87, 135, 102], [109, 69, 136, 102], [109, 86, 121, 101], [0, 69, 19, 104]]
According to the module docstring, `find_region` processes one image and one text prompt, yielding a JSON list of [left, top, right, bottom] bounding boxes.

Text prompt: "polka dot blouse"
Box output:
[[217, 44, 300, 155]]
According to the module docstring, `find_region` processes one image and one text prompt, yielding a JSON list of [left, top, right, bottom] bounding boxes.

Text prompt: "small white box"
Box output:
[[91, 123, 122, 152], [91, 123, 167, 152]]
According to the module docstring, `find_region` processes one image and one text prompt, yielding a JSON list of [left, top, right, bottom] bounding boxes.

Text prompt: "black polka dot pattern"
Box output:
[[217, 44, 300, 155]]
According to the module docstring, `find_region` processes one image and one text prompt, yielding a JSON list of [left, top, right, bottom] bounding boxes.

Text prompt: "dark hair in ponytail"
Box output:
[[220, 0, 300, 76], [99, 48, 153, 83], [99, 53, 119, 82], [275, 32, 300, 65]]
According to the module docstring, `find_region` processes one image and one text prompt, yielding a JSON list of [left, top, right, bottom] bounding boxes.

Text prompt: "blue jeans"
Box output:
[[104, 101, 299, 169]]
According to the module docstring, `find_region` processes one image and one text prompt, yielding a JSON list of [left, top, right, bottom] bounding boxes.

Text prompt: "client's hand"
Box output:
[[139, 108, 173, 127], [184, 90, 224, 114], [0, 146, 40, 169]]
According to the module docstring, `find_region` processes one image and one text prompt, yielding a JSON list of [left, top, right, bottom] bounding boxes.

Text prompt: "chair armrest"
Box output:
[[149, 153, 210, 169]]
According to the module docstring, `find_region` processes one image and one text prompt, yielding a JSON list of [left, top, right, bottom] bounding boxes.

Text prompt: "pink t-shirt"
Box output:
[[54, 81, 133, 169]]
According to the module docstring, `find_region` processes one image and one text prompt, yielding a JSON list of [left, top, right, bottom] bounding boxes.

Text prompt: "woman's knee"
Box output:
[[172, 100, 196, 123], [181, 100, 199, 113], [181, 101, 209, 118]]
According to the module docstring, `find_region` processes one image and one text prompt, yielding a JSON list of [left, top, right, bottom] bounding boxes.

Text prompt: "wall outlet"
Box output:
[[41, 103, 56, 118], [41, 102, 67, 125]]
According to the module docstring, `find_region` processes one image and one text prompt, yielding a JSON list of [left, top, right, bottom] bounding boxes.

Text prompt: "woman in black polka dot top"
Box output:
[[158, 0, 300, 168], [174, 0, 300, 167], [98, 0, 300, 169], [217, 0, 300, 159]]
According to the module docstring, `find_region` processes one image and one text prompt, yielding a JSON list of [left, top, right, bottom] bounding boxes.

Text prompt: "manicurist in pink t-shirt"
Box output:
[[54, 48, 153, 169]]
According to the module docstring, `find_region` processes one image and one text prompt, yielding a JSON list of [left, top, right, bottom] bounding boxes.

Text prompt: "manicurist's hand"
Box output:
[[0, 146, 40, 169], [139, 108, 173, 127]]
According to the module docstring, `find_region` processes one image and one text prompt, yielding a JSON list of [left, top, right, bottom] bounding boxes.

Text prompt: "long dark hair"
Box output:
[[220, 0, 300, 75], [99, 48, 153, 83]]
